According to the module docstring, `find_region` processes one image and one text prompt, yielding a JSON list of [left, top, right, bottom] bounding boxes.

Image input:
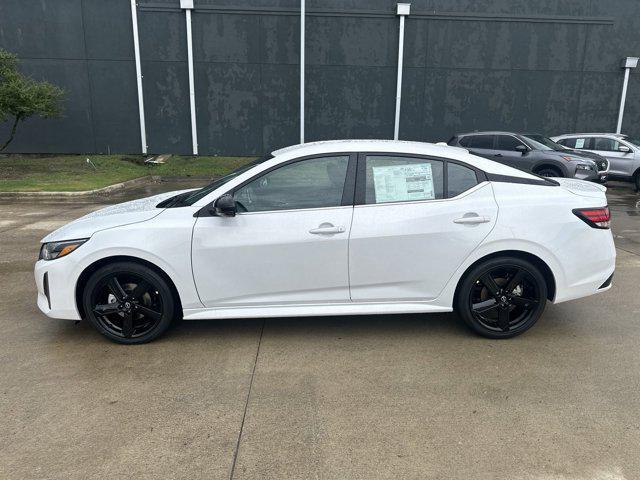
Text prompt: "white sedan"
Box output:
[[35, 140, 615, 344]]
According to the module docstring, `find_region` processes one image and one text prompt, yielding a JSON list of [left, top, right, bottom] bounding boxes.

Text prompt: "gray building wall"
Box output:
[[0, 0, 638, 156]]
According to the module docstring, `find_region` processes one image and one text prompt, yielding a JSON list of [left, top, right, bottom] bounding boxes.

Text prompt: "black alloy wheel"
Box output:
[[83, 262, 175, 344], [536, 167, 562, 178], [456, 257, 547, 339]]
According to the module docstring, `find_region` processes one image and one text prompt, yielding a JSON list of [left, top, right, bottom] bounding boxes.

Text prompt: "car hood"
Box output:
[[546, 150, 596, 165], [41, 189, 195, 243]]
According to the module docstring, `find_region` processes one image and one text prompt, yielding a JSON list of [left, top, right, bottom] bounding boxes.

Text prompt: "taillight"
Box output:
[[572, 206, 610, 229]]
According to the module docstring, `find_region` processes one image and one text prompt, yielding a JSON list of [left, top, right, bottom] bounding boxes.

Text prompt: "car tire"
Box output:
[[455, 256, 547, 339], [535, 167, 562, 178], [82, 262, 176, 344], [634, 172, 640, 192]]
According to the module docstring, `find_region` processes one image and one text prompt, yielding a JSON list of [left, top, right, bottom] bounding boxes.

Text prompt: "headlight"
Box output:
[[575, 164, 593, 171], [39, 239, 88, 260]]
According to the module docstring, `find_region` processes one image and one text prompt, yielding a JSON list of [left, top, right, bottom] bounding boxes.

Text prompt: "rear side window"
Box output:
[[496, 135, 526, 151], [364, 155, 444, 204], [459, 135, 494, 149], [559, 137, 592, 149], [447, 163, 478, 197]]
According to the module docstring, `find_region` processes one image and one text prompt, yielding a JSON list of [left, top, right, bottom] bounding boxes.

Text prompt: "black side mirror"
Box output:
[[212, 194, 236, 217], [515, 144, 528, 154]]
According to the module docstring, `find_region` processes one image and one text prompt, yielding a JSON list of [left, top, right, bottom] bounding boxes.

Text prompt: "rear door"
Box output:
[[348, 154, 498, 302]]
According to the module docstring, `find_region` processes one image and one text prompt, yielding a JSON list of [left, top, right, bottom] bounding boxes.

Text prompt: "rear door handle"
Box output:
[[309, 224, 345, 235], [493, 153, 503, 157], [454, 215, 490, 225]]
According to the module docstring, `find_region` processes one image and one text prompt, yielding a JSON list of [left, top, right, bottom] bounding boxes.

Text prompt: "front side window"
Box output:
[[592, 137, 620, 152], [459, 135, 494, 149], [496, 135, 526, 151], [364, 155, 444, 204], [448, 163, 478, 197], [233, 155, 349, 212]]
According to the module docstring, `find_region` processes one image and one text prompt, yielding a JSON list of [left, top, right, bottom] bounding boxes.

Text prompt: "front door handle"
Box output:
[[454, 214, 490, 225], [309, 223, 346, 235]]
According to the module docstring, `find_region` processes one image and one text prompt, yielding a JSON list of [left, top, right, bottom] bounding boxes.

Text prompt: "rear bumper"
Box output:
[[553, 230, 616, 304]]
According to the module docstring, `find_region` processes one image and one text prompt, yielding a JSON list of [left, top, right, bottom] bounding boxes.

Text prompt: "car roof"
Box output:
[[454, 131, 519, 136], [272, 139, 468, 157], [270, 139, 538, 180], [554, 133, 626, 138]]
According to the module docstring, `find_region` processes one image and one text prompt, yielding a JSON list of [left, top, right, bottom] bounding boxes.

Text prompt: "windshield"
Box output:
[[623, 136, 640, 147], [521, 134, 563, 151], [159, 154, 272, 207]]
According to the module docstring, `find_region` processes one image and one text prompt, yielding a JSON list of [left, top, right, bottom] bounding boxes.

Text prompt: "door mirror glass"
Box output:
[[515, 144, 528, 153], [618, 145, 631, 153], [213, 194, 237, 217]]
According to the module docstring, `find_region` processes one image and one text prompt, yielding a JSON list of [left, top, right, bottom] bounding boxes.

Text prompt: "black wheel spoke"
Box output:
[[479, 274, 501, 297], [136, 304, 162, 321], [108, 277, 126, 301], [130, 280, 150, 300], [509, 296, 538, 307], [122, 311, 134, 338], [506, 270, 525, 292], [472, 299, 499, 314], [497, 308, 510, 331], [94, 303, 119, 315]]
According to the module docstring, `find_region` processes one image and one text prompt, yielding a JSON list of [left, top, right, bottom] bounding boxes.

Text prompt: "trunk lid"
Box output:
[[552, 178, 607, 199]]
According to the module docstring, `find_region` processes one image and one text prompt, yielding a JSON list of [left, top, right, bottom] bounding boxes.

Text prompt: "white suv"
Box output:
[[551, 133, 640, 189]]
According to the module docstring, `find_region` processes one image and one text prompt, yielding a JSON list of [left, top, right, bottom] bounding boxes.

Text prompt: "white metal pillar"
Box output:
[[616, 57, 638, 134], [394, 4, 411, 141], [300, 0, 305, 144], [130, 0, 147, 154], [181, 0, 198, 155]]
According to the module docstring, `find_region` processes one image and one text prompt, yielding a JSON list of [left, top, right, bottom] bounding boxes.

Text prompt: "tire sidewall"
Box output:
[[456, 257, 547, 339], [82, 262, 175, 344]]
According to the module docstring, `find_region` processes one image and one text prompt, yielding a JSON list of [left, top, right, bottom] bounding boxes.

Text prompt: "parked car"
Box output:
[[447, 131, 607, 182], [522, 134, 610, 175], [551, 133, 640, 189], [35, 140, 615, 344]]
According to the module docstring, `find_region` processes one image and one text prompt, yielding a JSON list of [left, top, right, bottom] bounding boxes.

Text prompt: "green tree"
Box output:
[[0, 49, 64, 151]]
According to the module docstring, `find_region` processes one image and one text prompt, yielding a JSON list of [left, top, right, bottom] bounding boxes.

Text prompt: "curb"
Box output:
[[0, 176, 161, 200]]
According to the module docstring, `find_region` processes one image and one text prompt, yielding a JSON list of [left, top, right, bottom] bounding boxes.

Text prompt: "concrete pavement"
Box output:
[[1, 180, 639, 480]]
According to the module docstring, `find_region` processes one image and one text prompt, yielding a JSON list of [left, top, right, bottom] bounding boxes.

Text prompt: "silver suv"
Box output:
[[551, 133, 640, 189]]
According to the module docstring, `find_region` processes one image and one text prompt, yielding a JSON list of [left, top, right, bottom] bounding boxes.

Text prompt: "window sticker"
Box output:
[[575, 138, 585, 148], [372, 163, 434, 203]]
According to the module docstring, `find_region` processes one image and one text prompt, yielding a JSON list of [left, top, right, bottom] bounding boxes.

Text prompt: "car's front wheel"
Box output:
[[82, 262, 176, 344], [535, 167, 562, 178], [455, 257, 547, 339]]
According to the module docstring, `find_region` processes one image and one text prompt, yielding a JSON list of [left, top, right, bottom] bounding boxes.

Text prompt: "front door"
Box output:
[[192, 154, 355, 307], [349, 154, 498, 302], [587, 136, 636, 177]]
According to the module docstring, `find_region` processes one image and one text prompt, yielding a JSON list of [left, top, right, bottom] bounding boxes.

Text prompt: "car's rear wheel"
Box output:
[[455, 257, 547, 339], [82, 262, 175, 344], [535, 167, 562, 178]]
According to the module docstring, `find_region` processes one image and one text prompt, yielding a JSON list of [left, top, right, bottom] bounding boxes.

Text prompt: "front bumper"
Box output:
[[34, 258, 82, 320]]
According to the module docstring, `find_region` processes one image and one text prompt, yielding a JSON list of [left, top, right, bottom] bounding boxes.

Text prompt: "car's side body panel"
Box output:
[[191, 206, 354, 307], [348, 183, 498, 302], [35, 207, 203, 320]]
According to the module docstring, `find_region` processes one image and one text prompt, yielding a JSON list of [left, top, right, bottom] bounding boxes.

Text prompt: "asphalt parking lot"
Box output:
[[1, 181, 639, 480]]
